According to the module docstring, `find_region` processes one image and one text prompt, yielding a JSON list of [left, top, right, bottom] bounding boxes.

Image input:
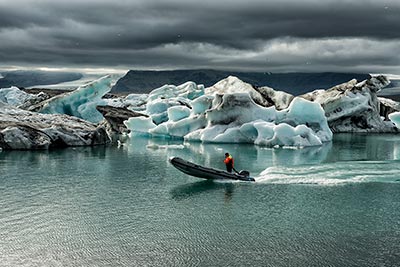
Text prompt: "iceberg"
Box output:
[[0, 102, 109, 150], [124, 78, 333, 147], [0, 86, 49, 109], [0, 86, 35, 106], [205, 76, 294, 109], [148, 81, 204, 101], [389, 112, 400, 129], [10, 73, 393, 148], [124, 117, 157, 137], [301, 75, 397, 132], [256, 86, 294, 110], [114, 75, 398, 142], [121, 82, 205, 125], [182, 94, 330, 146], [379, 97, 400, 121], [36, 75, 112, 123], [168, 106, 191, 122], [205, 76, 268, 106]]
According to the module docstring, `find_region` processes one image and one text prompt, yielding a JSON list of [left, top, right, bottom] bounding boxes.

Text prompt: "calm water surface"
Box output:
[[0, 134, 400, 266]]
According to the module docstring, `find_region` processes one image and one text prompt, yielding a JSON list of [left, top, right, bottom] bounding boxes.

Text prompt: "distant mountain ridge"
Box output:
[[0, 70, 83, 88], [111, 69, 371, 95]]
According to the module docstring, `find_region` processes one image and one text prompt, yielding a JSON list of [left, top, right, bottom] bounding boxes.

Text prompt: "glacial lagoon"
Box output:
[[1, 134, 400, 266]]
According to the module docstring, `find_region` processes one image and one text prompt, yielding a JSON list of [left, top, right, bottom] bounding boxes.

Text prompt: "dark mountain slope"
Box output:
[[112, 69, 371, 95]]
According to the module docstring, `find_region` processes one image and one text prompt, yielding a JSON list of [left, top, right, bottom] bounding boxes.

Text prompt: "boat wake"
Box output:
[[256, 160, 400, 185]]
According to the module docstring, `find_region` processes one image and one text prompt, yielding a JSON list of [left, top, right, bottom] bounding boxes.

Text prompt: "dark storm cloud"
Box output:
[[0, 0, 399, 73]]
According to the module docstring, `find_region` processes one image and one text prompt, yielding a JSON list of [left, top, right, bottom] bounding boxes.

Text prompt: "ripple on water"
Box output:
[[1, 136, 400, 266], [256, 160, 400, 185]]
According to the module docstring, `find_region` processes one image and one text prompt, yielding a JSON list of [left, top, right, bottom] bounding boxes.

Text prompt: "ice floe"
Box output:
[[36, 75, 112, 123], [124, 77, 332, 147]]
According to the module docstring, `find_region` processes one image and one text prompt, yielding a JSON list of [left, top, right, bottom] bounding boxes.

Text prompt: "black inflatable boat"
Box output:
[[169, 157, 255, 182]]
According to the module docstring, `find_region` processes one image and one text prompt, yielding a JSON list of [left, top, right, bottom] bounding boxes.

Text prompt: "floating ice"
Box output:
[[124, 80, 333, 147], [0, 86, 49, 110], [0, 101, 108, 149], [191, 95, 214, 114], [39, 75, 112, 123], [124, 117, 157, 136], [0, 87, 34, 106], [168, 106, 191, 122], [302, 75, 396, 132], [182, 95, 327, 147], [389, 112, 400, 128], [122, 94, 148, 109], [257, 86, 294, 110], [148, 81, 204, 101], [281, 97, 332, 142], [205, 76, 268, 106], [146, 144, 185, 149], [124, 82, 205, 125]]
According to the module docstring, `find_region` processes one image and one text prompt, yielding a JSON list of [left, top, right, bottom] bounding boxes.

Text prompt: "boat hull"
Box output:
[[169, 157, 255, 182]]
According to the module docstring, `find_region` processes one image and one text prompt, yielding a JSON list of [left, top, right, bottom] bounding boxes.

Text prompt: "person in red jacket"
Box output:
[[224, 152, 234, 173]]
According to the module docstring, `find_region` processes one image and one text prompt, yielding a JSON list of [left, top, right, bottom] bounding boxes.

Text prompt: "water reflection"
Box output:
[[4, 132, 399, 184], [0, 146, 109, 174], [121, 133, 400, 173], [168, 141, 332, 174], [170, 180, 235, 201], [329, 133, 400, 162], [121, 137, 334, 175], [271, 142, 332, 166]]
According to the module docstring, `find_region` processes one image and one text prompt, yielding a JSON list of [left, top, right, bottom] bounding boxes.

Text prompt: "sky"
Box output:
[[0, 0, 399, 74]]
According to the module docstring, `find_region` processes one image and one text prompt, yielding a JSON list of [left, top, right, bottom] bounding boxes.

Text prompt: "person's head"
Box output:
[[225, 152, 229, 157]]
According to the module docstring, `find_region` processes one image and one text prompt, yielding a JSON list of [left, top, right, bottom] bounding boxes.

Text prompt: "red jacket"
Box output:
[[224, 156, 234, 167]]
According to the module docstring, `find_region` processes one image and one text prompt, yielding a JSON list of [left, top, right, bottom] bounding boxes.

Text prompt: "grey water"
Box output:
[[1, 134, 400, 266]]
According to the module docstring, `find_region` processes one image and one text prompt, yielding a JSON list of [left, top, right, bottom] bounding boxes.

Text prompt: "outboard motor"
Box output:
[[238, 170, 250, 177]]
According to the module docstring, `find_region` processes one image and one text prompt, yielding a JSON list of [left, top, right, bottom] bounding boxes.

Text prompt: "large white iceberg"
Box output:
[[124, 77, 332, 147]]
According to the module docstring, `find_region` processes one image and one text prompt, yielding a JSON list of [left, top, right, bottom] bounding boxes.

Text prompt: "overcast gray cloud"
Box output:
[[0, 0, 399, 73]]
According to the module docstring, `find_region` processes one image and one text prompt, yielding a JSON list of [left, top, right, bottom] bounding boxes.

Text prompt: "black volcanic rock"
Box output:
[[111, 69, 371, 95], [96, 105, 148, 135], [379, 97, 400, 121]]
